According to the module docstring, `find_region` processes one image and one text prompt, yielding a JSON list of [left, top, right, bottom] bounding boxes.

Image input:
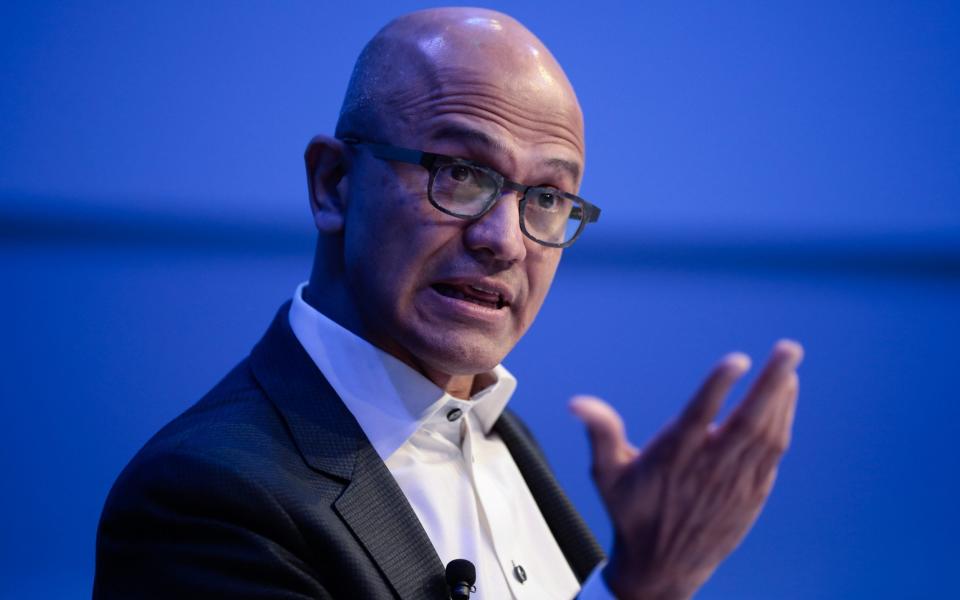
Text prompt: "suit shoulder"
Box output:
[[103, 358, 309, 516], [96, 358, 316, 558], [94, 418, 328, 598], [138, 357, 291, 462]]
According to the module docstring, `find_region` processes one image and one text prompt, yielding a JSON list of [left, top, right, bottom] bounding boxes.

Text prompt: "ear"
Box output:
[[304, 135, 350, 233]]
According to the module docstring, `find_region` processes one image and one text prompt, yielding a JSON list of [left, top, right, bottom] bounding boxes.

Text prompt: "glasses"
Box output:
[[343, 140, 600, 248]]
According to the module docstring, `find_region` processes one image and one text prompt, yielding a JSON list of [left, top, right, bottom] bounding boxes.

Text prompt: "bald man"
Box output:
[[94, 8, 803, 600]]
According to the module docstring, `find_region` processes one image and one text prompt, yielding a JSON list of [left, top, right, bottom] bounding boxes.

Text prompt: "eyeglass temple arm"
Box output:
[[571, 203, 601, 223], [343, 140, 435, 169]]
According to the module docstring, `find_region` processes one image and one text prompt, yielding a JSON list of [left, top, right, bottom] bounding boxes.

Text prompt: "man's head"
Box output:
[[305, 7, 586, 387]]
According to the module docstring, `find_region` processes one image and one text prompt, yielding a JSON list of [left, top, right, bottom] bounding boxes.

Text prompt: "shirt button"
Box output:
[[513, 563, 527, 584], [446, 408, 463, 421]]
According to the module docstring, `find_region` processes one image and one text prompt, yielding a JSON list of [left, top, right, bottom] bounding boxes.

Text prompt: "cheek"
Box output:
[[343, 211, 415, 310], [341, 180, 455, 315], [517, 248, 562, 330]]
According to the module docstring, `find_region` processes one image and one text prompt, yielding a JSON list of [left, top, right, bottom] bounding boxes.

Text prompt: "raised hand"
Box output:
[[571, 340, 803, 600]]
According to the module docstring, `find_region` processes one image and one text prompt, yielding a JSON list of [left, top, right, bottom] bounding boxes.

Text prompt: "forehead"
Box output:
[[390, 66, 585, 183], [425, 120, 582, 184], [375, 15, 585, 170]]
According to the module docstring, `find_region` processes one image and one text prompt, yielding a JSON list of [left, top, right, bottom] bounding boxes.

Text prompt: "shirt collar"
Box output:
[[287, 282, 516, 461]]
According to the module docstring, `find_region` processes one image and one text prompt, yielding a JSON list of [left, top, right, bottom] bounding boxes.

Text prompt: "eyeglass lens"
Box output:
[[431, 163, 585, 246]]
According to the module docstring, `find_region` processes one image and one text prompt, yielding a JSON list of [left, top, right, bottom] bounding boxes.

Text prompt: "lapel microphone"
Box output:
[[445, 559, 477, 600]]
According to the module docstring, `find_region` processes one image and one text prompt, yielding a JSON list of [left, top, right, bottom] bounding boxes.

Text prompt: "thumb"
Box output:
[[569, 395, 636, 483]]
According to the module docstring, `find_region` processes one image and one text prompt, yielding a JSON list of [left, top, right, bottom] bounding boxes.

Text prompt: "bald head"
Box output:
[[305, 8, 591, 386], [335, 7, 584, 155]]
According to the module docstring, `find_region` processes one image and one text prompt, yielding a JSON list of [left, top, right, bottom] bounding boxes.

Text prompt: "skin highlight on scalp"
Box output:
[[335, 7, 584, 153]]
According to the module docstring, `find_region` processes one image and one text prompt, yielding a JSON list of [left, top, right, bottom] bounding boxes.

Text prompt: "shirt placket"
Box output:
[[461, 415, 530, 599], [428, 400, 509, 598]]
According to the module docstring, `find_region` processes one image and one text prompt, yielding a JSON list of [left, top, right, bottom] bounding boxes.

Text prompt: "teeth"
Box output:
[[469, 284, 505, 301], [433, 283, 506, 309], [469, 285, 506, 307]]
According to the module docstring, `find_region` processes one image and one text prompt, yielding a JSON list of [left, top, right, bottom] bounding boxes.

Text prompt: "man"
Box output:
[[95, 7, 803, 599]]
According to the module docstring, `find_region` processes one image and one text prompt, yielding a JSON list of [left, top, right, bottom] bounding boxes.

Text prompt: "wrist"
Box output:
[[601, 548, 698, 600]]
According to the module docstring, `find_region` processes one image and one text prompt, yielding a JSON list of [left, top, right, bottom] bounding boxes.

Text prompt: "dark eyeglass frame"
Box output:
[[341, 139, 601, 248]]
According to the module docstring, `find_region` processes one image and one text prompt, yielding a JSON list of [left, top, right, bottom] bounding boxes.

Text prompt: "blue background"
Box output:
[[1, 1, 958, 598]]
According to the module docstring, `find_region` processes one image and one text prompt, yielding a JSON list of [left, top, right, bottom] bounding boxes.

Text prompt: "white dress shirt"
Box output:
[[289, 283, 612, 599]]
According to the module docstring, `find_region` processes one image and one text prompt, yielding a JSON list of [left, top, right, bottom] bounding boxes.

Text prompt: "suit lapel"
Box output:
[[250, 302, 447, 599], [494, 411, 607, 582], [333, 443, 448, 599]]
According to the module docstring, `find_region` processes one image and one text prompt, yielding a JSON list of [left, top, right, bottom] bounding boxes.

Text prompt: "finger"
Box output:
[[677, 352, 752, 433], [758, 378, 797, 473], [755, 369, 798, 452], [752, 374, 799, 491], [774, 372, 799, 452], [725, 339, 803, 435], [712, 370, 797, 474], [569, 396, 637, 483]]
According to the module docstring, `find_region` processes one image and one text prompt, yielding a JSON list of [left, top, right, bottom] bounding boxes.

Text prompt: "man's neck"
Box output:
[[420, 365, 497, 400]]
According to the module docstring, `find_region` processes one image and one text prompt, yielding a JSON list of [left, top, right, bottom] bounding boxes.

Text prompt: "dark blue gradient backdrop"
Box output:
[[2, 2, 958, 598]]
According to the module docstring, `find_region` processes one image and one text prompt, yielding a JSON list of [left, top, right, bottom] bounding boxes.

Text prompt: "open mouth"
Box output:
[[432, 283, 507, 310]]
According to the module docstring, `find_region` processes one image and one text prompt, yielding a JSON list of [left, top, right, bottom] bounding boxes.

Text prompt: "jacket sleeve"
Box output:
[[93, 447, 332, 599]]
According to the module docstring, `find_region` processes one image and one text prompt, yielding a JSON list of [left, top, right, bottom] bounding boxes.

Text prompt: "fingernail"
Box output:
[[774, 339, 804, 366], [724, 352, 751, 373], [568, 396, 588, 414]]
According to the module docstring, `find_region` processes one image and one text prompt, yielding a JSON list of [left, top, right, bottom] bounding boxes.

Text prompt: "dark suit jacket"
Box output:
[[94, 302, 604, 599]]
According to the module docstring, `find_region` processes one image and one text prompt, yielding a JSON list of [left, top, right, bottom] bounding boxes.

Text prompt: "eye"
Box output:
[[450, 165, 472, 182], [534, 190, 557, 210]]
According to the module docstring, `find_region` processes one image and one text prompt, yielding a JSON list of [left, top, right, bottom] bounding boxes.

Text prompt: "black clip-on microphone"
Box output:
[[445, 559, 477, 600]]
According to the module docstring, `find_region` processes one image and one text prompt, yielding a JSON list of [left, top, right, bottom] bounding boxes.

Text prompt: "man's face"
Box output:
[[339, 18, 585, 377]]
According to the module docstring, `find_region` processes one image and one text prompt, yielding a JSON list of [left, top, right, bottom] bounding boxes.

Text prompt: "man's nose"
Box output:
[[463, 190, 527, 265]]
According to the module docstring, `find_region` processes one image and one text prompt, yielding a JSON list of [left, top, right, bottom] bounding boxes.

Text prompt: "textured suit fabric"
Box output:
[[94, 302, 605, 599]]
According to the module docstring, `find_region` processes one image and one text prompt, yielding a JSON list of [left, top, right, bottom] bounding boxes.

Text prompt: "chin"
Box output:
[[408, 330, 512, 376]]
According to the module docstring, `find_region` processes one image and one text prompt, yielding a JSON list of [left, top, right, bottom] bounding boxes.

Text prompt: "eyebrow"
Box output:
[[429, 123, 582, 183]]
